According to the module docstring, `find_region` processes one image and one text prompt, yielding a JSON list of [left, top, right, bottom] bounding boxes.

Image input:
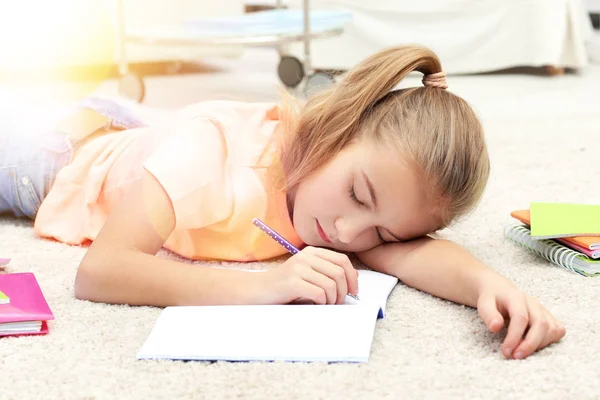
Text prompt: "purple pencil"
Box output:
[[252, 218, 300, 255]]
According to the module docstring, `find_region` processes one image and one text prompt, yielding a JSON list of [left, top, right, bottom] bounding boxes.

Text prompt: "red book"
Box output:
[[0, 273, 54, 337]]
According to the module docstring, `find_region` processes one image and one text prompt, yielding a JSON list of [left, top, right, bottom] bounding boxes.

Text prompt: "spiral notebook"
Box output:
[[505, 224, 600, 276]]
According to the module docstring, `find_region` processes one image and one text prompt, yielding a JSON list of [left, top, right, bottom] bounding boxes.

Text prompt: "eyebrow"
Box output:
[[362, 170, 409, 242]]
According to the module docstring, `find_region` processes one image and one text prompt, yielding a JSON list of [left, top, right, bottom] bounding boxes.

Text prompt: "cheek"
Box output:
[[350, 231, 380, 251], [300, 177, 347, 211], [332, 235, 378, 253]]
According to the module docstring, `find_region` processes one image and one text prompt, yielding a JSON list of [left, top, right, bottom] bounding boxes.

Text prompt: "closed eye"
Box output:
[[350, 184, 387, 242], [349, 185, 366, 207]]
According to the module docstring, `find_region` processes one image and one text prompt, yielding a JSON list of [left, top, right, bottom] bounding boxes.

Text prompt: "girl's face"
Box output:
[[289, 139, 442, 253]]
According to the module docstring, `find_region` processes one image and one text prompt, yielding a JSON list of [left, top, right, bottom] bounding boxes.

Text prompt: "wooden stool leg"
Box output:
[[545, 65, 565, 76]]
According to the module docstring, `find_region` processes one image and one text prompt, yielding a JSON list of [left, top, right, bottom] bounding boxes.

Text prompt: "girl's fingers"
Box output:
[[511, 302, 549, 359], [502, 296, 530, 358], [299, 261, 340, 304], [477, 293, 505, 333], [538, 309, 567, 350], [292, 279, 327, 305], [304, 253, 349, 304], [306, 247, 359, 297]]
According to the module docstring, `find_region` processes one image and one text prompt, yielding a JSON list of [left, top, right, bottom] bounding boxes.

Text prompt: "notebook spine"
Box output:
[[504, 224, 583, 275]]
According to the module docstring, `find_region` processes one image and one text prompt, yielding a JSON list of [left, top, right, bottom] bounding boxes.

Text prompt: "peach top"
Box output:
[[34, 101, 303, 261]]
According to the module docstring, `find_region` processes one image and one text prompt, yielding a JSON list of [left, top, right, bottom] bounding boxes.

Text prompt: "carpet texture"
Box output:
[[1, 50, 599, 400]]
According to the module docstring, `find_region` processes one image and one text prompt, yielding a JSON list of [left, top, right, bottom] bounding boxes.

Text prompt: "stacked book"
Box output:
[[505, 203, 600, 276], [0, 271, 54, 336]]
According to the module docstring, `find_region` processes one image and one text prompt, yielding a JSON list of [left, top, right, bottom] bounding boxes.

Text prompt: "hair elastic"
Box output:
[[422, 72, 448, 89]]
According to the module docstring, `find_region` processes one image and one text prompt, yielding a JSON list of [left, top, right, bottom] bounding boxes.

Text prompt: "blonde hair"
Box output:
[[274, 45, 490, 227]]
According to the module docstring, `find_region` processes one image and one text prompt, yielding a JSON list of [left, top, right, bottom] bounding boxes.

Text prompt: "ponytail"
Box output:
[[278, 46, 443, 191]]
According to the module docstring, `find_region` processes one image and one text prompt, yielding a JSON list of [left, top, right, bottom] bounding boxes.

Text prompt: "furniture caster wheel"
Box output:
[[545, 65, 565, 76], [304, 72, 335, 98], [278, 56, 305, 88], [166, 61, 183, 75], [118, 72, 145, 103]]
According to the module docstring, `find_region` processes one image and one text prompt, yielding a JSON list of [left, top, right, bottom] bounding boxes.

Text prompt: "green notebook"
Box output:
[[0, 291, 9, 305], [530, 202, 600, 239]]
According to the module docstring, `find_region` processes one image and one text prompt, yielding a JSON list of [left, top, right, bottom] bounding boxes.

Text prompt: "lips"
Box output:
[[316, 220, 332, 243]]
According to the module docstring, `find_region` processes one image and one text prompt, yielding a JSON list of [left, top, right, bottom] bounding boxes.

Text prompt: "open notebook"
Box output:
[[137, 270, 398, 363]]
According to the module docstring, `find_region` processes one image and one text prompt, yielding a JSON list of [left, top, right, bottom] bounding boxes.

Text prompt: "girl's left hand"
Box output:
[[476, 278, 566, 360]]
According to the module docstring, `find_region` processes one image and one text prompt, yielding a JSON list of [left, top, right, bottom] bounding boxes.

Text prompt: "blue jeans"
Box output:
[[0, 96, 146, 219]]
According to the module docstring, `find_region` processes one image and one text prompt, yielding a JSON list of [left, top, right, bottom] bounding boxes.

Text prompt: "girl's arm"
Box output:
[[75, 172, 359, 307], [357, 238, 566, 359], [75, 172, 267, 307], [358, 237, 494, 307]]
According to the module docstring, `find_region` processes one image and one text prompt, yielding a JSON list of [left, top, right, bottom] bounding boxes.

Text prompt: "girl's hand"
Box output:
[[477, 278, 566, 360], [260, 246, 359, 305]]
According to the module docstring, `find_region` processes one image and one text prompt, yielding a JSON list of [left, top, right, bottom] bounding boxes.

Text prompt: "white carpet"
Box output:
[[1, 49, 600, 400]]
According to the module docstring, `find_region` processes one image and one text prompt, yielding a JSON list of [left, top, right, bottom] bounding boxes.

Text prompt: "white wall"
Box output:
[[587, 0, 600, 12], [0, 0, 244, 69]]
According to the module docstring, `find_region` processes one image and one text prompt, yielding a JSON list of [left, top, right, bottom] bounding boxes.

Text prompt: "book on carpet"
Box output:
[[0, 291, 9, 305], [137, 270, 399, 363], [528, 202, 600, 239], [504, 224, 600, 276], [0, 273, 54, 336], [511, 209, 600, 258]]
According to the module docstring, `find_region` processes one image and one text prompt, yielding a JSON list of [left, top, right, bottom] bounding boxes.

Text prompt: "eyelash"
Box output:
[[349, 185, 365, 207], [349, 185, 386, 242]]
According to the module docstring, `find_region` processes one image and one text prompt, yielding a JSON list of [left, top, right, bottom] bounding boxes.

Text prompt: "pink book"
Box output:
[[0, 273, 54, 337]]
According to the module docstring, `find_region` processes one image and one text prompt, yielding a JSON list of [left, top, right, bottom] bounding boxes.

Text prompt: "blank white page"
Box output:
[[137, 303, 380, 363]]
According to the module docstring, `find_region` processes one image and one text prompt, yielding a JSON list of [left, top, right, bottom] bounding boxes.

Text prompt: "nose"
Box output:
[[334, 216, 369, 244]]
